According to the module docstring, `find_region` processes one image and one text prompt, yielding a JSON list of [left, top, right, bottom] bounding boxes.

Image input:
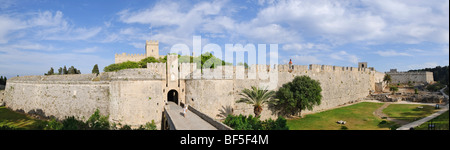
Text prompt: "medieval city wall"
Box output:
[[115, 53, 146, 64], [0, 90, 5, 106], [182, 63, 384, 120], [3, 74, 111, 121], [3, 68, 166, 129], [3, 62, 385, 128], [386, 71, 434, 84]]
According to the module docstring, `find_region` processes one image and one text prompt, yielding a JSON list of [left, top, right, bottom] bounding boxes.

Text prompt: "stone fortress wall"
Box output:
[[2, 39, 396, 129], [386, 69, 434, 84], [3, 61, 386, 128], [183, 63, 385, 120], [115, 53, 146, 64]]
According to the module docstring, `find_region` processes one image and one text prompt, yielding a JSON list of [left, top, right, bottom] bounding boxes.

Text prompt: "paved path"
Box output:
[[397, 86, 449, 130], [165, 102, 217, 130]]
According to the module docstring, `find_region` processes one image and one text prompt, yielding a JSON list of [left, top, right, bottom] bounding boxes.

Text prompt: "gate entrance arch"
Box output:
[[167, 90, 178, 104]]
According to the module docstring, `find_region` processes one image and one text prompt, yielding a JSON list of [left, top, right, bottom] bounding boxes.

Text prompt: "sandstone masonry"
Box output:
[[3, 41, 391, 129]]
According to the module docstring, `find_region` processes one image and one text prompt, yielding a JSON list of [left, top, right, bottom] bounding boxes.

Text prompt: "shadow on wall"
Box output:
[[216, 105, 234, 119]]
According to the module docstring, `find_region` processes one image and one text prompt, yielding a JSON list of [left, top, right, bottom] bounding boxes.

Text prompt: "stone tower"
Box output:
[[146, 40, 159, 58], [358, 62, 367, 69]]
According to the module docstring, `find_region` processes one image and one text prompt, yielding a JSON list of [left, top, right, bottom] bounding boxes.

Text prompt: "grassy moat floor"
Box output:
[[0, 106, 46, 130], [286, 102, 443, 130], [1, 102, 447, 130]]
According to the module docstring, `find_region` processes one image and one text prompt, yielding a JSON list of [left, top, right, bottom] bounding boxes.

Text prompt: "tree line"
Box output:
[[44, 64, 100, 75], [45, 66, 81, 75], [103, 52, 233, 72], [0, 76, 7, 85]]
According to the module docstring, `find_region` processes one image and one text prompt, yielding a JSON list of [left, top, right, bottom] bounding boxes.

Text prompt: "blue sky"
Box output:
[[0, 0, 448, 78]]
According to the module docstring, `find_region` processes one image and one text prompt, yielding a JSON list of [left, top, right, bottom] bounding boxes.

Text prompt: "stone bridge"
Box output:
[[162, 102, 232, 130]]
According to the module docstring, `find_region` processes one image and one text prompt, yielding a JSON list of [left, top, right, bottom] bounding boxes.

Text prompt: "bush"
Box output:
[[426, 82, 445, 92], [223, 114, 289, 130], [86, 109, 110, 130], [45, 118, 63, 130], [61, 116, 88, 130], [119, 125, 132, 130], [389, 86, 399, 94], [137, 120, 157, 130]]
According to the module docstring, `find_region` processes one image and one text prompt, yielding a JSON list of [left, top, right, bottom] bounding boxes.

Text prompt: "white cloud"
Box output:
[[329, 51, 359, 64], [117, 1, 231, 46], [73, 47, 100, 53], [281, 43, 330, 54], [25, 11, 103, 41], [442, 45, 449, 55], [0, 0, 15, 9], [0, 15, 27, 44], [129, 42, 144, 49], [375, 50, 412, 57], [289, 55, 321, 65], [8, 42, 55, 51]]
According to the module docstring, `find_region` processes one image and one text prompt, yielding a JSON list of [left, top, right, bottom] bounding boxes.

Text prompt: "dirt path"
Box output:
[[373, 103, 409, 125]]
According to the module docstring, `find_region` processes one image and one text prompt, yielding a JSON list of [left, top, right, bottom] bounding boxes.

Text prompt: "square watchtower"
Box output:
[[146, 40, 159, 58]]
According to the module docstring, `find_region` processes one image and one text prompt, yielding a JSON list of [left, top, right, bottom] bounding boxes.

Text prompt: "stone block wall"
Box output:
[[109, 80, 165, 129], [184, 64, 380, 120], [3, 63, 385, 129], [115, 53, 146, 64], [184, 79, 234, 120], [386, 71, 434, 84], [0, 90, 4, 106], [3, 78, 110, 121]]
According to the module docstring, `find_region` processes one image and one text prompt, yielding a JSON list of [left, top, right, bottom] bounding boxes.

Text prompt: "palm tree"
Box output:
[[236, 86, 276, 117]]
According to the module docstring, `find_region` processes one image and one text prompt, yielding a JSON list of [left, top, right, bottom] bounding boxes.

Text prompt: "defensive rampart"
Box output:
[[3, 63, 385, 128]]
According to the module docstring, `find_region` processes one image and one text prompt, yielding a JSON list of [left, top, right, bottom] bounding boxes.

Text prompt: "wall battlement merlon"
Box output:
[[115, 53, 146, 57], [386, 71, 432, 75], [146, 40, 159, 44]]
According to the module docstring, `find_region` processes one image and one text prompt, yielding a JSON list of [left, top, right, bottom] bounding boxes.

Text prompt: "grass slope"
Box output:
[[382, 104, 436, 122], [414, 110, 449, 130], [0, 106, 45, 129], [287, 102, 387, 130]]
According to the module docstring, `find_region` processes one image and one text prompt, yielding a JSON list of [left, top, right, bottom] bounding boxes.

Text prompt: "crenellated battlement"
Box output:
[[115, 53, 146, 64], [115, 53, 146, 57], [146, 40, 159, 45]]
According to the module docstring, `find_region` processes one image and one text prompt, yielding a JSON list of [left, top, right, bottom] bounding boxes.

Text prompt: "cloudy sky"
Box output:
[[0, 0, 448, 78]]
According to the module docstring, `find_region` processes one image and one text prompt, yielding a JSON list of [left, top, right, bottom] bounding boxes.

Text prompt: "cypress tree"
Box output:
[[58, 67, 63, 75], [92, 64, 99, 75], [63, 66, 68, 74]]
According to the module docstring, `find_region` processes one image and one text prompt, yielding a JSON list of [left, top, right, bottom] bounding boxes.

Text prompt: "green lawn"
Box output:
[[0, 106, 46, 130], [287, 102, 389, 130], [382, 104, 436, 122], [415, 110, 449, 130]]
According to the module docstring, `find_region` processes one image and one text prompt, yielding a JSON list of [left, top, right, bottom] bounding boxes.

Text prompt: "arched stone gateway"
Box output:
[[167, 90, 179, 104]]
